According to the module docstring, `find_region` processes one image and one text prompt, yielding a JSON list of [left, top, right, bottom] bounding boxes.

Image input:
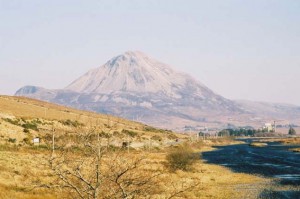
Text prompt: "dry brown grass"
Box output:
[[280, 137, 300, 145], [257, 137, 300, 145], [0, 96, 273, 198], [289, 148, 300, 152], [0, 145, 271, 199], [0, 96, 186, 148]]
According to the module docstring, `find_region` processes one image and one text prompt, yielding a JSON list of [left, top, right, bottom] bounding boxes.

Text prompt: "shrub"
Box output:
[[3, 118, 20, 126], [23, 128, 30, 133], [167, 133, 178, 140], [8, 138, 17, 143], [60, 119, 83, 127], [289, 127, 296, 135], [166, 145, 198, 172], [22, 122, 38, 131], [144, 126, 157, 132], [151, 135, 162, 142], [122, 129, 138, 137], [33, 118, 42, 124], [23, 138, 30, 145], [144, 126, 173, 134], [99, 131, 111, 138]]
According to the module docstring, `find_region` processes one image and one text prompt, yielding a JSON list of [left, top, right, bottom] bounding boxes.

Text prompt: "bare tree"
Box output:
[[48, 125, 160, 199], [27, 121, 203, 199]]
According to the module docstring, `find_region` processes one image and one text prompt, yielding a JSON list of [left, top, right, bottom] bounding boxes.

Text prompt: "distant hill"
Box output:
[[0, 95, 143, 129], [15, 51, 300, 130]]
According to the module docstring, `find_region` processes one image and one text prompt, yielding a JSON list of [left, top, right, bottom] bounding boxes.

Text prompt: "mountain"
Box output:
[[15, 51, 300, 130]]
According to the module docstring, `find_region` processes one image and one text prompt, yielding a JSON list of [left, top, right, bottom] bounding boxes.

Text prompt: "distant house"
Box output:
[[262, 123, 274, 132]]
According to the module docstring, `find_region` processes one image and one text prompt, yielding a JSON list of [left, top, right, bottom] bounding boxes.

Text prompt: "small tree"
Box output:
[[288, 127, 296, 135], [218, 129, 230, 137]]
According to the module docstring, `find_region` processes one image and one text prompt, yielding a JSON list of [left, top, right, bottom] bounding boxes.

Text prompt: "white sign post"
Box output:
[[33, 137, 40, 145]]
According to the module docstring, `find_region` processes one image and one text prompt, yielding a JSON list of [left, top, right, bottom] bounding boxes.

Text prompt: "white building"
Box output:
[[262, 123, 274, 132]]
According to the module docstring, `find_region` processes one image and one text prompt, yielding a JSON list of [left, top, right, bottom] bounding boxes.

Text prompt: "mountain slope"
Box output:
[[15, 51, 300, 130], [66, 51, 208, 97]]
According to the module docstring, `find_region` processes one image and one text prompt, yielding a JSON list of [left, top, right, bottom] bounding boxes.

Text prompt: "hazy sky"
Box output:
[[1, 0, 300, 105]]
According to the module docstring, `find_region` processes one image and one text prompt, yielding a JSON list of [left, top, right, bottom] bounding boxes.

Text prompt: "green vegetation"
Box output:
[[23, 128, 30, 133], [22, 122, 38, 131], [144, 126, 173, 133], [22, 138, 30, 145], [288, 127, 296, 135], [218, 128, 257, 137], [215, 127, 290, 137], [3, 118, 39, 131], [99, 131, 111, 138], [8, 138, 16, 143], [3, 118, 19, 125], [122, 129, 138, 137], [59, 119, 84, 127]]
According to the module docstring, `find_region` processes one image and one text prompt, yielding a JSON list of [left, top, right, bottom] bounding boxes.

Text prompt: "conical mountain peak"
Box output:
[[123, 50, 147, 57], [65, 51, 208, 98], [105, 51, 150, 69]]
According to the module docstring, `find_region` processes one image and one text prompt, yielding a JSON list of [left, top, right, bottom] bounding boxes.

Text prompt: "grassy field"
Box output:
[[0, 96, 273, 198], [0, 143, 271, 199]]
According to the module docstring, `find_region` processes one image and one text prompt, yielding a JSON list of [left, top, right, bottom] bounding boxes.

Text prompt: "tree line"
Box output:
[[215, 127, 297, 137]]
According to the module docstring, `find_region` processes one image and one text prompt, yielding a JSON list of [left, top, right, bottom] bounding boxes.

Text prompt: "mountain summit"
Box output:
[[15, 51, 300, 130], [66, 51, 208, 98]]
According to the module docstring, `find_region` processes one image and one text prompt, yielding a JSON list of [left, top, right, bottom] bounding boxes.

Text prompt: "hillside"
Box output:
[[0, 95, 141, 127], [0, 95, 182, 147]]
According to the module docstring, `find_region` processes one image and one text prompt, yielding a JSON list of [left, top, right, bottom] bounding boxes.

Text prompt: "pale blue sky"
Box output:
[[1, 0, 300, 105]]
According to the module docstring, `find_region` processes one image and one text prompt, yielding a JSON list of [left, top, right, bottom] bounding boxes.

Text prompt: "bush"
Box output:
[[99, 131, 111, 138], [144, 126, 173, 133], [23, 128, 30, 133], [167, 133, 178, 140], [59, 119, 83, 127], [3, 118, 40, 131], [23, 138, 31, 145], [151, 135, 162, 142], [166, 145, 199, 172], [3, 118, 19, 125], [289, 127, 296, 135], [122, 129, 138, 137], [22, 122, 38, 131], [8, 138, 17, 143]]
